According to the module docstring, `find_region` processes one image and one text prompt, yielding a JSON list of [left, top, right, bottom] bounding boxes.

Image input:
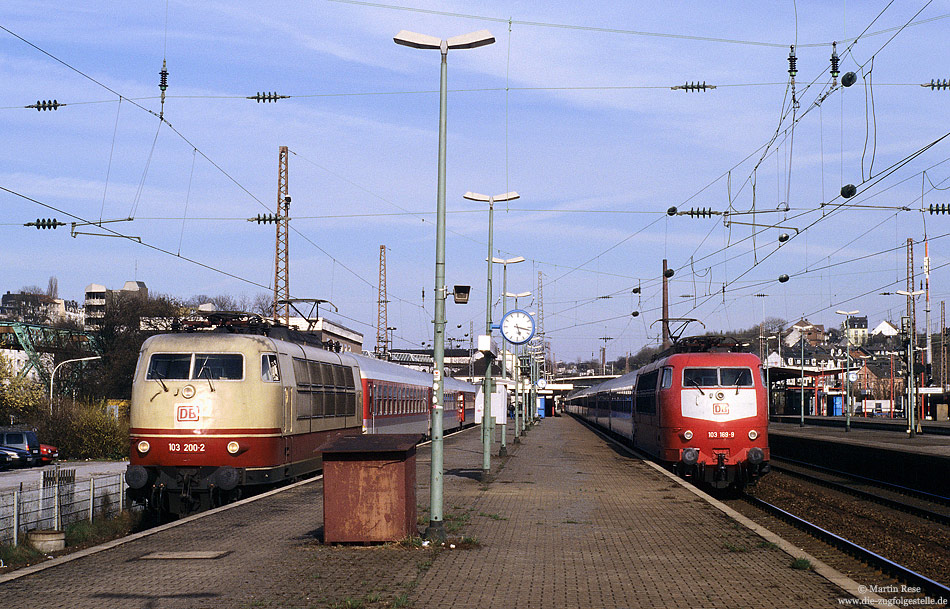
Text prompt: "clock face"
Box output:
[[501, 309, 535, 344]]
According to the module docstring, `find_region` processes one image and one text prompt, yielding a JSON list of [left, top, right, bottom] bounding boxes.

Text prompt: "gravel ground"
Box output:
[[725, 470, 950, 605]]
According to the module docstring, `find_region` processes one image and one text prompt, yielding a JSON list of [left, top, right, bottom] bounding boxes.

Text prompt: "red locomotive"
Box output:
[[565, 336, 769, 488]]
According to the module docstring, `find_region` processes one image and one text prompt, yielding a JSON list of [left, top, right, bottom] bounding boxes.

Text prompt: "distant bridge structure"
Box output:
[[0, 321, 100, 386]]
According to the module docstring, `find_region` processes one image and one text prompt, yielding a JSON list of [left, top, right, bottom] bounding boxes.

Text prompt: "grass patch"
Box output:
[[790, 557, 813, 570], [757, 541, 779, 550], [478, 512, 507, 521], [0, 510, 140, 573], [444, 511, 471, 534], [392, 593, 410, 608], [723, 542, 748, 553], [65, 510, 138, 546], [395, 536, 425, 549], [0, 542, 45, 571]]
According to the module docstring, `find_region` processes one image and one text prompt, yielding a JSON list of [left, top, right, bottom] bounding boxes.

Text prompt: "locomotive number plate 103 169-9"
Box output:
[[168, 442, 206, 453], [707, 431, 735, 438]]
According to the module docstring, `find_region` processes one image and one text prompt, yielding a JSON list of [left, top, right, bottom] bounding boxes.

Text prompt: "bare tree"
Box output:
[[47, 276, 59, 299], [251, 292, 272, 317]]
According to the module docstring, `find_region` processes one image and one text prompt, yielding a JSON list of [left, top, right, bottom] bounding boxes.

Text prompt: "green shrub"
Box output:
[[33, 401, 128, 460]]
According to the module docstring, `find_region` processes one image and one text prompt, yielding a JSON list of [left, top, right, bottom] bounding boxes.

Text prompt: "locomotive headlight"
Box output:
[[748, 429, 759, 440], [136, 440, 150, 454], [227, 441, 241, 455], [682, 429, 694, 440]]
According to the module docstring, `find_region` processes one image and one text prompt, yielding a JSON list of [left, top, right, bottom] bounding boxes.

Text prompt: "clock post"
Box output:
[[464, 190, 519, 479]]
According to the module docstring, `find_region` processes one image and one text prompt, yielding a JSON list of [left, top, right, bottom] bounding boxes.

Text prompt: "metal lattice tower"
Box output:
[[377, 245, 389, 354], [274, 146, 290, 325], [907, 238, 915, 335]]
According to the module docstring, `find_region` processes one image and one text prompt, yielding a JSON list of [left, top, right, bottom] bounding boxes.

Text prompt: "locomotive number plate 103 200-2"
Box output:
[[168, 442, 206, 453]]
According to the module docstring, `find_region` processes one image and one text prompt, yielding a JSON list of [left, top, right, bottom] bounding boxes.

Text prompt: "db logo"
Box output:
[[177, 405, 199, 422], [713, 403, 729, 415]]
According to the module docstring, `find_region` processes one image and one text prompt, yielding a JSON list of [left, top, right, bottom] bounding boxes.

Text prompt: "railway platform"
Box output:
[[1, 417, 880, 608], [769, 421, 950, 496]]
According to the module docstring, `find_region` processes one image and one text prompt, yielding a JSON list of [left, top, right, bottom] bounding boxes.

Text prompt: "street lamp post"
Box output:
[[836, 310, 859, 432], [50, 356, 101, 414], [464, 190, 518, 477], [493, 255, 525, 452], [897, 290, 925, 437], [798, 324, 814, 427], [395, 28, 495, 541]]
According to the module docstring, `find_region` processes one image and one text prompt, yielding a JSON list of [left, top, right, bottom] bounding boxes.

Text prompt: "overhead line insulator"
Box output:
[[674, 207, 720, 218], [928, 204, 950, 215], [922, 79, 949, 91], [830, 41, 840, 87], [25, 218, 66, 229], [247, 213, 280, 224], [247, 92, 289, 103], [27, 100, 62, 111], [670, 81, 715, 92]]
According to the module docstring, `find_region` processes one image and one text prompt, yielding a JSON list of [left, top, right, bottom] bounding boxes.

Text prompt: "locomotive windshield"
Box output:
[[683, 367, 754, 387], [146, 353, 244, 381], [147, 354, 191, 380]]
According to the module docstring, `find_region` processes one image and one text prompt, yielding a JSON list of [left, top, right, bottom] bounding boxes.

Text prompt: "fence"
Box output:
[[0, 467, 128, 546]]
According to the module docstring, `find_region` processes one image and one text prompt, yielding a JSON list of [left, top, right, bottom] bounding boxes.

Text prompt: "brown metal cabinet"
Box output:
[[320, 434, 422, 543]]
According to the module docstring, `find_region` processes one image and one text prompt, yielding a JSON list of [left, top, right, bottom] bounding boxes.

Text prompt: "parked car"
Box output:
[[39, 444, 59, 464], [0, 445, 32, 469], [0, 429, 42, 466]]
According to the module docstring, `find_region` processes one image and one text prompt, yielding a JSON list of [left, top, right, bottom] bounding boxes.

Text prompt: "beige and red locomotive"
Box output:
[[126, 331, 474, 513]]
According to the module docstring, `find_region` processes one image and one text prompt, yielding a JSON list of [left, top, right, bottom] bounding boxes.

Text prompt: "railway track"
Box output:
[[744, 493, 950, 600], [770, 457, 950, 526]]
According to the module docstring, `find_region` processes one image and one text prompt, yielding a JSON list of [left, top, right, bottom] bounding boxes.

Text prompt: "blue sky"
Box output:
[[2, 1, 949, 362]]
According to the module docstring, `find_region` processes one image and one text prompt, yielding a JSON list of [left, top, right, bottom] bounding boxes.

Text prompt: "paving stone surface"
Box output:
[[412, 416, 847, 609], [0, 416, 854, 608]]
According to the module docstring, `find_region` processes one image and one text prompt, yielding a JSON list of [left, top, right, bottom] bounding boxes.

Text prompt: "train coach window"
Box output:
[[720, 367, 753, 387], [147, 354, 191, 380], [194, 354, 243, 380], [261, 354, 280, 382], [683, 368, 718, 387]]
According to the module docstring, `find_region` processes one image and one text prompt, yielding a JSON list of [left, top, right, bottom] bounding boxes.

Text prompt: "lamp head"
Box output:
[[394, 30, 442, 49]]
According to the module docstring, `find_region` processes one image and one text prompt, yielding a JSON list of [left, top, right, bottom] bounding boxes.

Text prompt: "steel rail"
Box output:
[[770, 459, 950, 526], [773, 456, 950, 506], [746, 495, 950, 599]]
